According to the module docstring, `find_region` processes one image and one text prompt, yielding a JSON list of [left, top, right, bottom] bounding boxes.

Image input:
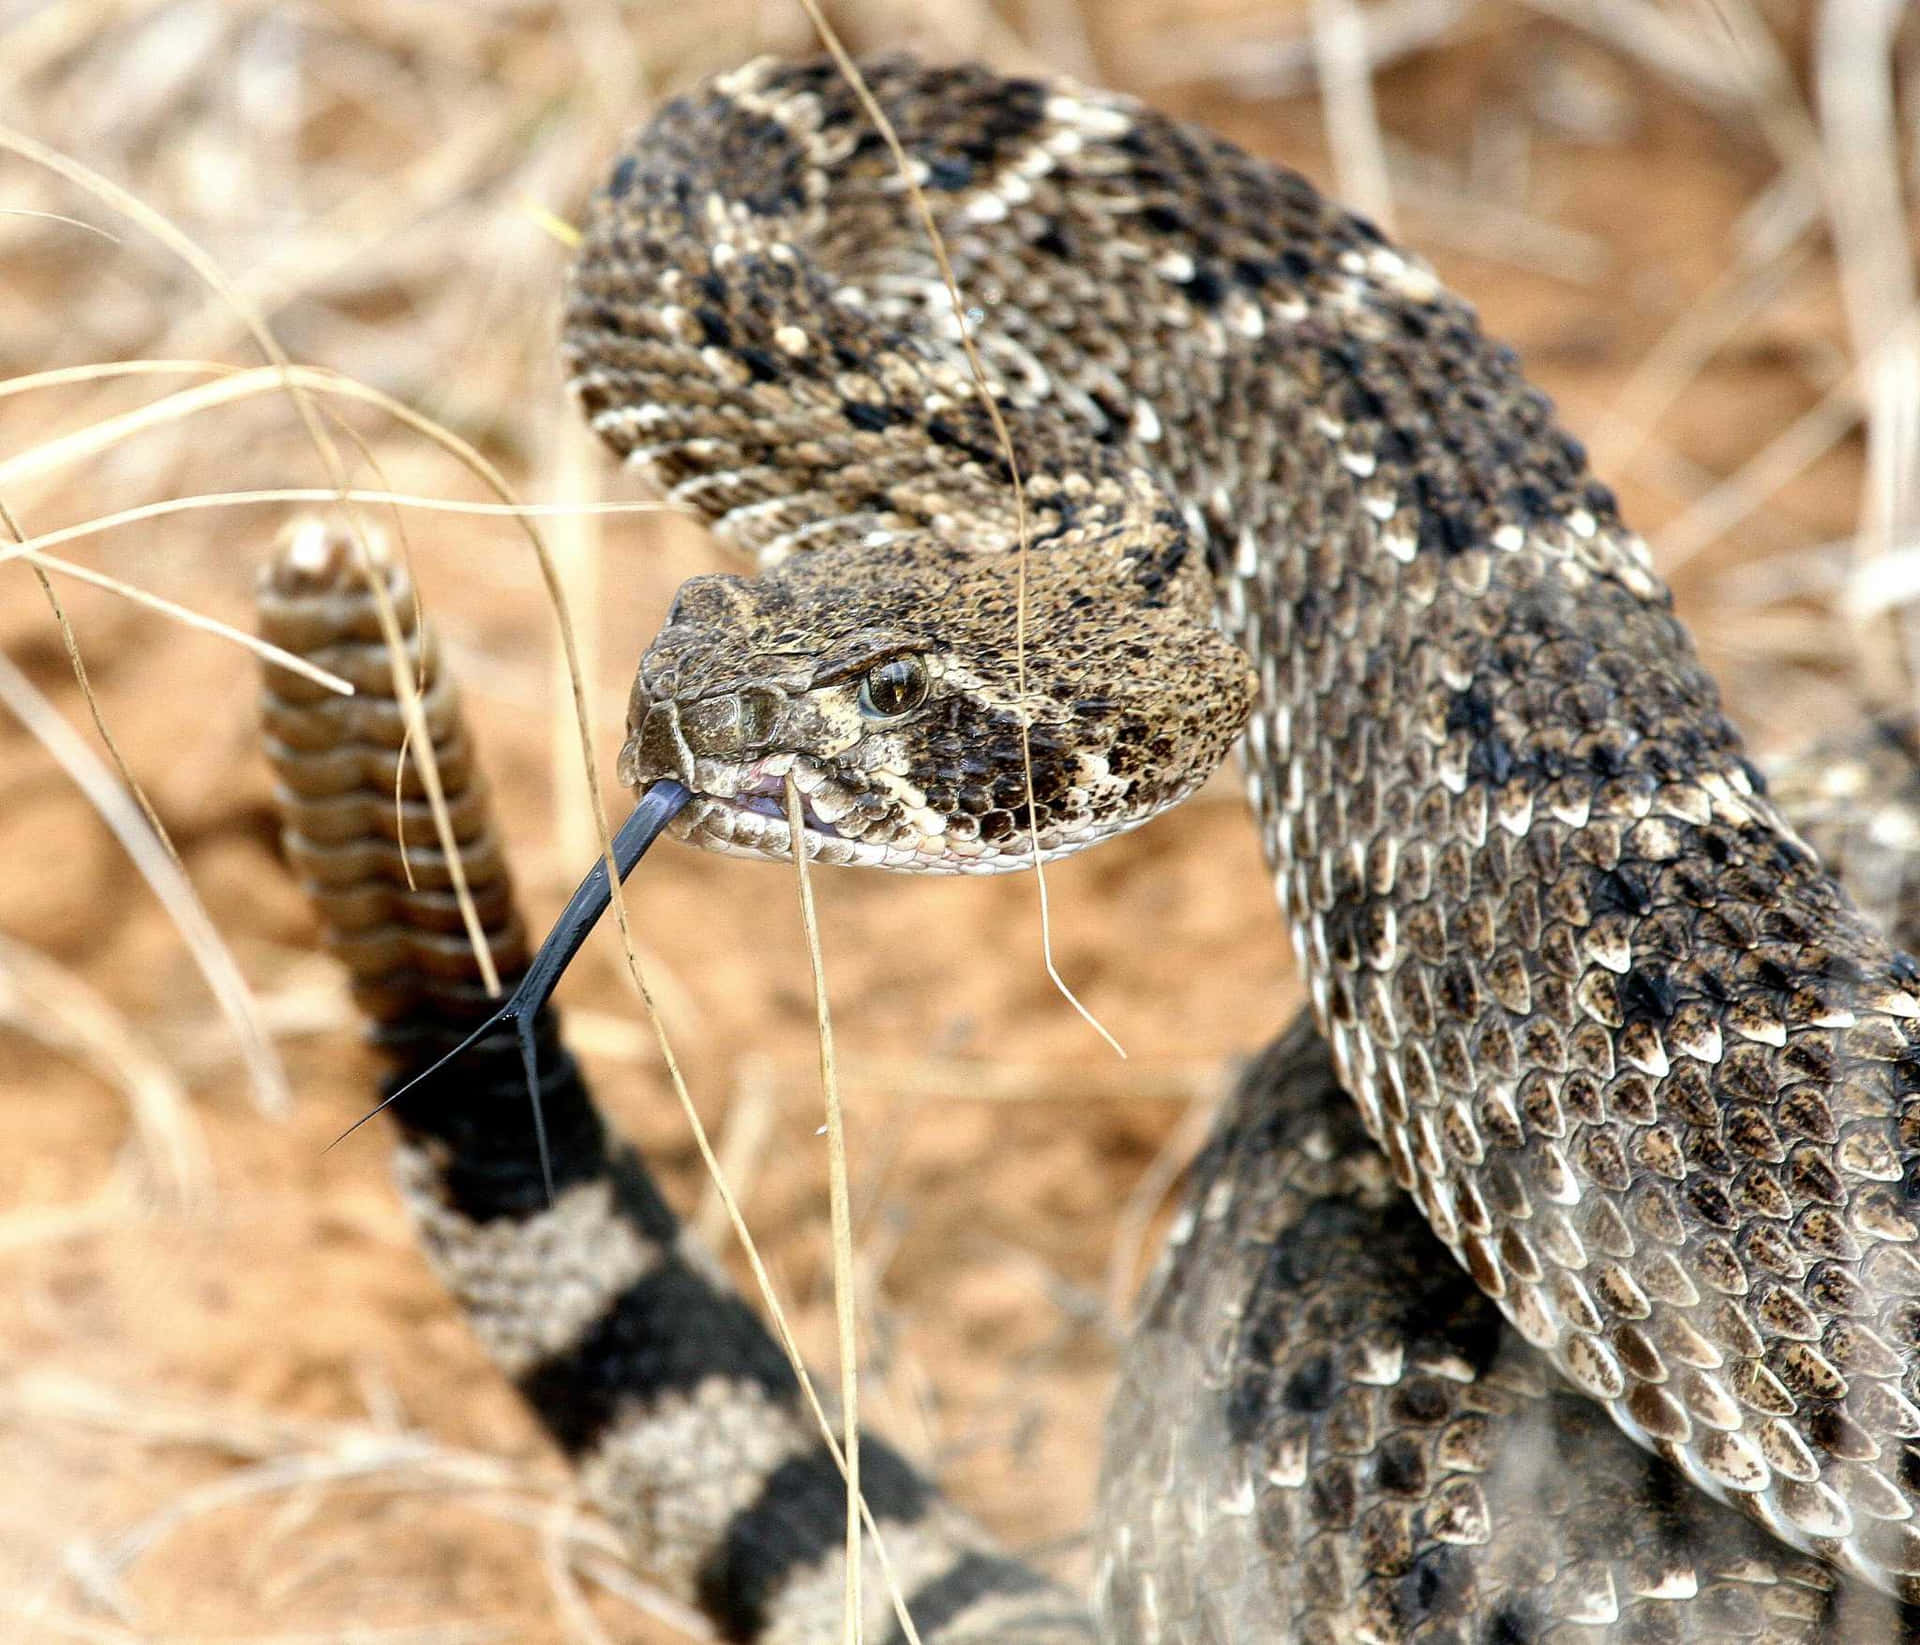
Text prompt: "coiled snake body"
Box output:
[[265, 54, 1920, 1645]]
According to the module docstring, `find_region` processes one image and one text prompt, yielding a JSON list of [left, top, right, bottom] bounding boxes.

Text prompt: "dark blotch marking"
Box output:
[[1400, 1545, 1469, 1625], [1901, 1442, 1920, 1495], [926, 416, 1001, 465], [1372, 1434, 1426, 1495], [519, 1261, 795, 1456], [1486, 1597, 1542, 1644], [844, 401, 897, 433], [1225, 1371, 1271, 1444], [384, 1017, 609, 1219], [1086, 389, 1130, 444], [1440, 963, 1481, 1020], [1185, 265, 1225, 308], [1751, 956, 1794, 996], [1418, 499, 1479, 558], [726, 111, 811, 216], [1284, 1351, 1336, 1412], [698, 1440, 932, 1641], [607, 1145, 680, 1245], [924, 154, 974, 191], [1447, 683, 1495, 739], [1132, 530, 1189, 601], [1393, 1377, 1451, 1424], [1591, 866, 1653, 919], [1033, 223, 1074, 259], [881, 1554, 1050, 1645], [1618, 965, 1677, 1025], [1818, 950, 1868, 986], [1466, 735, 1516, 786], [736, 346, 782, 385]]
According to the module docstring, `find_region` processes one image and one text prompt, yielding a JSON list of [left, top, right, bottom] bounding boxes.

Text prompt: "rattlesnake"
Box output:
[[264, 53, 1920, 1645], [261, 524, 1920, 1645]]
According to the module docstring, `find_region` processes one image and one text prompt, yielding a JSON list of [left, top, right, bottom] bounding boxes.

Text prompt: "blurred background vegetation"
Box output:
[[3, 0, 1916, 1638]]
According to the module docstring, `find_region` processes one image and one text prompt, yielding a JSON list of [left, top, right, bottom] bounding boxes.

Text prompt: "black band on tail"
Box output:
[[330, 778, 691, 1197]]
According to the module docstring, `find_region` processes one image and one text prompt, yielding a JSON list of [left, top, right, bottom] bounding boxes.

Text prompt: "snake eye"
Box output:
[[857, 655, 930, 720]]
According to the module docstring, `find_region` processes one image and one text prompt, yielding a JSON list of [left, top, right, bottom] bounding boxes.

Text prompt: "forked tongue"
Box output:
[[333, 778, 693, 1201]]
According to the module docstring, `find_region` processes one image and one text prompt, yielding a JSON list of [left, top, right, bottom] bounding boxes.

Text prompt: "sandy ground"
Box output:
[[0, 1, 1907, 1639]]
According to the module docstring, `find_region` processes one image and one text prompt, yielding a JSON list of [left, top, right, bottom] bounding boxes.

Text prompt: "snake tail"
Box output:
[[256, 515, 1094, 1644]]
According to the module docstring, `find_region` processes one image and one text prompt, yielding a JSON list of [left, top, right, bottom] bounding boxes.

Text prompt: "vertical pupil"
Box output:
[[865, 658, 922, 716]]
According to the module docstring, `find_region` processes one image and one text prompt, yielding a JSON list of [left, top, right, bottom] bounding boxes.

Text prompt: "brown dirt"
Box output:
[[0, 2, 1898, 1639]]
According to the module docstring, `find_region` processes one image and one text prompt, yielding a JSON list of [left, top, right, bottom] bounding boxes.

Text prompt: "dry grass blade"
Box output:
[[539, 1498, 619, 1645], [0, 931, 209, 1208], [0, 368, 255, 492], [6, 1369, 512, 1476], [1651, 321, 1920, 575], [0, 206, 117, 240], [0, 128, 502, 1003], [1385, 141, 1610, 284], [793, 1, 1124, 1060], [1813, 0, 1920, 691], [787, 775, 861, 1645], [6, 480, 200, 913], [6, 547, 354, 694], [0, 361, 242, 400], [1125, 0, 1466, 96], [559, 782, 930, 1644], [8, 1615, 511, 1645], [8, 1371, 624, 1641], [0, 489, 684, 560], [1310, 0, 1396, 235], [1588, 231, 1815, 472], [612, 939, 932, 1645], [1104, 1082, 1223, 1325], [2, 353, 685, 911], [697, 1056, 780, 1249], [0, 643, 285, 1129], [543, 421, 607, 869], [0, 348, 702, 952], [565, 1547, 714, 1643], [1514, 0, 1750, 107]]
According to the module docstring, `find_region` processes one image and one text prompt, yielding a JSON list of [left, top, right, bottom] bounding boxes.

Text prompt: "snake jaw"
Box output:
[[669, 749, 992, 870], [708, 754, 846, 841]]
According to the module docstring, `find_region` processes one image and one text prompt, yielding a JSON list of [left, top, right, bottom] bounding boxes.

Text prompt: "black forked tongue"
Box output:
[[330, 779, 692, 1202]]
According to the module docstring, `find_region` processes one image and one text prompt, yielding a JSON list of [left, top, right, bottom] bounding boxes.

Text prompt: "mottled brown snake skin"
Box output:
[[265, 51, 1920, 1645]]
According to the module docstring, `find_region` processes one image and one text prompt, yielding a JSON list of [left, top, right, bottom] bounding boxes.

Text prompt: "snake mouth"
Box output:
[[674, 787, 918, 870], [679, 754, 845, 839], [664, 753, 909, 869], [703, 787, 843, 842], [660, 754, 1023, 873]]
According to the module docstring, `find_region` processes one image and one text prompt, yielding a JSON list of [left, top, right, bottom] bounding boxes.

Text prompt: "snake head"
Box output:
[[621, 535, 1254, 872]]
